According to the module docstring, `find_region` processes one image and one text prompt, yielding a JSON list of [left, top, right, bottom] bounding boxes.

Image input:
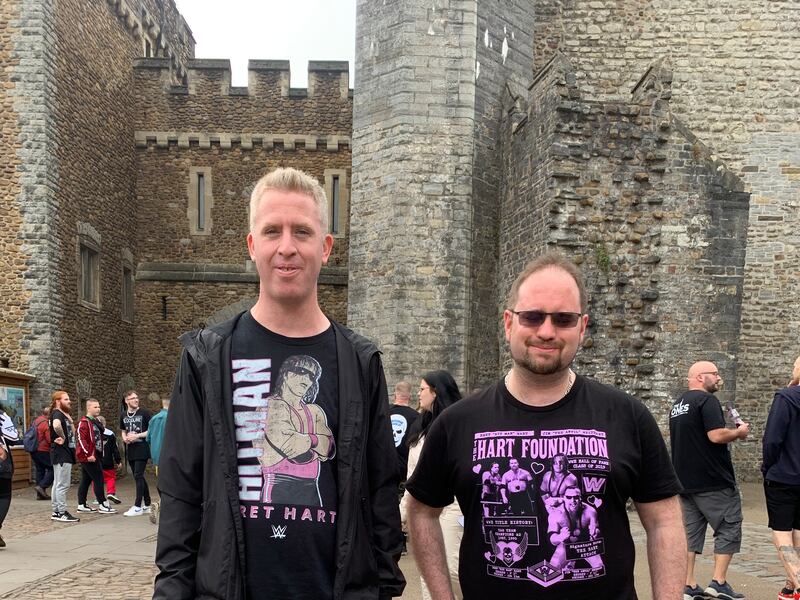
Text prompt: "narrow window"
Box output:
[[80, 244, 99, 305], [145, 39, 152, 58], [197, 173, 206, 231], [122, 265, 134, 322], [331, 176, 340, 235]]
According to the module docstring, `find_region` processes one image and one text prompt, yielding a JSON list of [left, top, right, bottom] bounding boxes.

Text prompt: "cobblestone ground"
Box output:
[[0, 559, 159, 600], [0, 483, 786, 599]]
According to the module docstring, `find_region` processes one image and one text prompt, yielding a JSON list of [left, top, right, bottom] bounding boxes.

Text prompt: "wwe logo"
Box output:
[[271, 525, 287, 539]]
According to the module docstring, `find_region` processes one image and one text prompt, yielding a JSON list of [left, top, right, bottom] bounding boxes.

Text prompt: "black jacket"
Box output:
[[153, 312, 405, 599], [762, 385, 800, 485]]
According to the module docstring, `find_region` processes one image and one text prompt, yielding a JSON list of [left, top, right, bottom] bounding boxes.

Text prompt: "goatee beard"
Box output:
[[513, 353, 565, 376]]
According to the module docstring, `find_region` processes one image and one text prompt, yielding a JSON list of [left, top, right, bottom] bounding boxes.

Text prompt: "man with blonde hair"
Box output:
[[670, 361, 750, 599], [155, 167, 405, 599], [762, 356, 800, 600]]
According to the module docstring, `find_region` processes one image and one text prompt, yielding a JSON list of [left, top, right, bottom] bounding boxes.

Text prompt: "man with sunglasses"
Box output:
[[406, 252, 684, 600], [154, 168, 405, 600], [670, 361, 750, 600]]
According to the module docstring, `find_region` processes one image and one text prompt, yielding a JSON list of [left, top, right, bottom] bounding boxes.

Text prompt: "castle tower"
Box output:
[[349, 0, 535, 390]]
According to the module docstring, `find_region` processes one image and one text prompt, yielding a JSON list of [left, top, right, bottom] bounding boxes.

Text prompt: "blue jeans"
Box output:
[[32, 451, 54, 489]]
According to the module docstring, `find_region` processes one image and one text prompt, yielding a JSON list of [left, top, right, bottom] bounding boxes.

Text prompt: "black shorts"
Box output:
[[764, 479, 800, 531]]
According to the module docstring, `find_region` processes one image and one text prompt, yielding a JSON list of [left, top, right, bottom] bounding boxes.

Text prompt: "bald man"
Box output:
[[669, 361, 750, 600]]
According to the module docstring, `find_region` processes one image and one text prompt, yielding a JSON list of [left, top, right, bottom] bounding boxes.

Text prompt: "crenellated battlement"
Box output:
[[133, 58, 352, 99]]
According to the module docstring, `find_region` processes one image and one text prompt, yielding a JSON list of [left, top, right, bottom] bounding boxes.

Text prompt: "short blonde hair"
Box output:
[[249, 167, 328, 232]]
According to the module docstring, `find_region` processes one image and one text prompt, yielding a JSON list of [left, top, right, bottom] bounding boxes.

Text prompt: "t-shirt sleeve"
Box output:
[[142, 410, 152, 431], [700, 395, 726, 432], [631, 401, 683, 503], [404, 416, 455, 508], [119, 415, 126, 431]]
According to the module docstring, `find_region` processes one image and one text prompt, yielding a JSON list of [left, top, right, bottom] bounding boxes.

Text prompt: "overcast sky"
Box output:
[[173, 0, 356, 88]]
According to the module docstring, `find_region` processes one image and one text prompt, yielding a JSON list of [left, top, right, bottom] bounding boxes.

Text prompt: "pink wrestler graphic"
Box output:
[[252, 355, 335, 506]]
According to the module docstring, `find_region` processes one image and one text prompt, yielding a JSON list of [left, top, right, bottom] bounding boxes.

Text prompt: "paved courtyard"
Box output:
[[0, 479, 786, 599]]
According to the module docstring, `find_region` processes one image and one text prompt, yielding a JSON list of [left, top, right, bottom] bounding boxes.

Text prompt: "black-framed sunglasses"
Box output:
[[509, 309, 582, 329]]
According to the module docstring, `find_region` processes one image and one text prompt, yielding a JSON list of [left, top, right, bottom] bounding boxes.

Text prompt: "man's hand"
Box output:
[[87, 455, 96, 462], [54, 436, 64, 445], [737, 421, 750, 439]]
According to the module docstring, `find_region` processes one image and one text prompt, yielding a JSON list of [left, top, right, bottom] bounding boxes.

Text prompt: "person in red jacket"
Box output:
[[75, 399, 116, 514], [30, 407, 53, 500]]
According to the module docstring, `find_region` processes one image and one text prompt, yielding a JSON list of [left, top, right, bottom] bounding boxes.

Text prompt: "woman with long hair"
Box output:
[[400, 370, 463, 599]]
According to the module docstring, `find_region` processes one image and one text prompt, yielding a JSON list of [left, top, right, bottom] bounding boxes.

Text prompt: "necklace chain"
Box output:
[[505, 369, 575, 403]]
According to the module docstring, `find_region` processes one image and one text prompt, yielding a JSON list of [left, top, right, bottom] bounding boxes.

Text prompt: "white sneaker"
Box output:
[[77, 504, 96, 513], [123, 505, 144, 517], [142, 505, 152, 514], [98, 503, 117, 514], [91, 499, 99, 505]]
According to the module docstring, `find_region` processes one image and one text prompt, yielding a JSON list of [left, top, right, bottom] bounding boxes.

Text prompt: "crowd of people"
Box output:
[[0, 388, 169, 545], [0, 166, 797, 600]]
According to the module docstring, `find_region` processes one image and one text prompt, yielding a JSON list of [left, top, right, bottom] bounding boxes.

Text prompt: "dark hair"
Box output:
[[407, 370, 462, 447]]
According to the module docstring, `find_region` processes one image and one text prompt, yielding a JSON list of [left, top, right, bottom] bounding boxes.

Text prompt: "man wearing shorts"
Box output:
[[762, 355, 800, 600], [669, 361, 750, 600]]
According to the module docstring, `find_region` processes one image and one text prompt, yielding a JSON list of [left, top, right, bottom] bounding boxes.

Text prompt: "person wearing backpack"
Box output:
[[28, 407, 53, 500]]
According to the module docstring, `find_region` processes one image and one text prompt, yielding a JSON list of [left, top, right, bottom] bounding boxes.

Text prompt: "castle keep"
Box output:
[[0, 0, 797, 478]]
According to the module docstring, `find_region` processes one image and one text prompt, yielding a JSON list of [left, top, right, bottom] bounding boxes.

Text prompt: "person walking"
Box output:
[[762, 356, 800, 600], [400, 370, 463, 599], [0, 403, 21, 548], [670, 361, 749, 600], [30, 407, 53, 500], [49, 390, 79, 523]]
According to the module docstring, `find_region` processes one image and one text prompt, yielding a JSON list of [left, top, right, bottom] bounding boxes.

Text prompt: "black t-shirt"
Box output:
[[120, 409, 152, 461], [49, 409, 76, 465], [406, 376, 681, 600], [232, 311, 339, 600], [668, 390, 735, 493], [389, 404, 418, 480]]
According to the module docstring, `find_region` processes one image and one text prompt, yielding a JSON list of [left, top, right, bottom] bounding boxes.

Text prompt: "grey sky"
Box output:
[[173, 0, 356, 88]]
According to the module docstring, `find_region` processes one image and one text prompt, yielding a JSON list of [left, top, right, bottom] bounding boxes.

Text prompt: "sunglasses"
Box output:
[[509, 309, 582, 328]]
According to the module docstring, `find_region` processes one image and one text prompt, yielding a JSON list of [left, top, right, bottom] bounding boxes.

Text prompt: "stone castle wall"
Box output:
[[528, 0, 799, 475], [501, 57, 750, 438], [49, 0, 193, 418], [350, 0, 479, 390], [0, 0, 29, 380], [0, 0, 63, 410]]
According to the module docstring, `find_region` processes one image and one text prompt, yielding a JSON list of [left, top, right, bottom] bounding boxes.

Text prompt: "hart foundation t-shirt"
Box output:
[[232, 311, 339, 600], [406, 376, 681, 600]]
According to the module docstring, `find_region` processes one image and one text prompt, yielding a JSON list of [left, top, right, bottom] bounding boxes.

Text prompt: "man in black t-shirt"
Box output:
[[120, 389, 152, 517], [49, 390, 79, 523], [389, 381, 418, 484], [154, 167, 404, 600], [406, 252, 685, 600], [669, 361, 750, 600]]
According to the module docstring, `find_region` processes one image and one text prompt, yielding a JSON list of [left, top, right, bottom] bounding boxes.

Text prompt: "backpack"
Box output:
[[22, 422, 38, 452]]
